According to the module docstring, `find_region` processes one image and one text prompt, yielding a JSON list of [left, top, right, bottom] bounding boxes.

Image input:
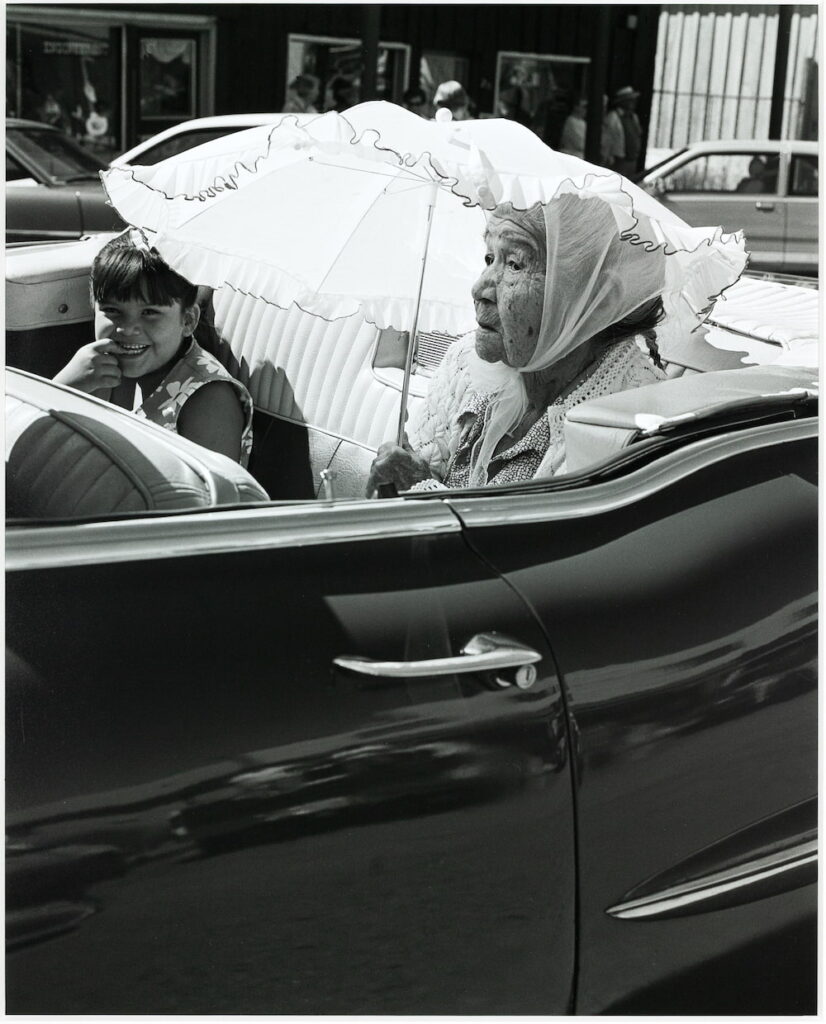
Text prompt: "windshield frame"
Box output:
[[7, 126, 107, 185]]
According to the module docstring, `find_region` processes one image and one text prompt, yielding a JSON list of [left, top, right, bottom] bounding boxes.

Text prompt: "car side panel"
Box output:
[[783, 196, 819, 273], [657, 192, 787, 269], [6, 524, 575, 1014], [454, 433, 817, 1013]]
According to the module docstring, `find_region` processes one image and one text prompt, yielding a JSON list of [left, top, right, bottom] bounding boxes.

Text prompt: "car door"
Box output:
[[6, 498, 575, 1014], [451, 417, 817, 1013], [654, 150, 786, 270], [783, 152, 819, 274]]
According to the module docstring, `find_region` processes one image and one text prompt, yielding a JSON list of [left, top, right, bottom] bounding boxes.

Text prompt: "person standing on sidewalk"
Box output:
[[604, 86, 643, 177]]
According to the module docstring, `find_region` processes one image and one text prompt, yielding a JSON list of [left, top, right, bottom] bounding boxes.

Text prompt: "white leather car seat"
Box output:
[[207, 287, 431, 499]]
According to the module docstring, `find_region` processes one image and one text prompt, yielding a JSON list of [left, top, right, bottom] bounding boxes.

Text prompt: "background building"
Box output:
[[649, 4, 819, 154], [5, 3, 818, 168]]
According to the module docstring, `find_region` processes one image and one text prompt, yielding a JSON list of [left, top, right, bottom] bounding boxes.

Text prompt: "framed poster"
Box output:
[[494, 51, 589, 147]]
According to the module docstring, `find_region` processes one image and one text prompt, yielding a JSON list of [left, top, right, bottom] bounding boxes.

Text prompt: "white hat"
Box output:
[[614, 85, 641, 100]]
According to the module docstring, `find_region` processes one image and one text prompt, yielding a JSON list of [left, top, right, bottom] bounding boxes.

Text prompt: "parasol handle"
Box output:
[[396, 178, 440, 445]]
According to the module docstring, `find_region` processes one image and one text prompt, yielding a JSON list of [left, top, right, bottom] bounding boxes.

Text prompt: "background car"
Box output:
[[638, 139, 818, 275], [110, 113, 299, 168], [6, 118, 125, 243], [4, 236, 818, 1014]]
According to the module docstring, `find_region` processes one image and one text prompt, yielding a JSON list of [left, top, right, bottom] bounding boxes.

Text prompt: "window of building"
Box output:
[[286, 34, 411, 111], [494, 52, 589, 144], [7, 20, 121, 160], [664, 153, 779, 195], [139, 37, 197, 120], [420, 52, 470, 113]]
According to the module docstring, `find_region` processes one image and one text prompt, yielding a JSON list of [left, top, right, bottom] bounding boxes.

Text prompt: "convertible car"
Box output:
[[5, 233, 818, 1014]]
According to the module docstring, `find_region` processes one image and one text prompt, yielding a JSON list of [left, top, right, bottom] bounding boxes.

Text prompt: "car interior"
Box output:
[[5, 235, 818, 520]]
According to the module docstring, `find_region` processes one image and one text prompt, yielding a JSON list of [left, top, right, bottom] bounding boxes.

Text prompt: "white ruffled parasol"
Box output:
[[102, 101, 748, 437]]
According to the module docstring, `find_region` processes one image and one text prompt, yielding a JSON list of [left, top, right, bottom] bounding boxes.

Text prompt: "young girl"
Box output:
[[54, 231, 253, 467]]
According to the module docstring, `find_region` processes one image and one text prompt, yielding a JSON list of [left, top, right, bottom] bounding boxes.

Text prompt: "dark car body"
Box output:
[[6, 119, 125, 243], [4, 237, 818, 1014]]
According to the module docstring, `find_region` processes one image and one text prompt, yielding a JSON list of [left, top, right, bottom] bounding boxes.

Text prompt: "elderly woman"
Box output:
[[366, 192, 669, 495]]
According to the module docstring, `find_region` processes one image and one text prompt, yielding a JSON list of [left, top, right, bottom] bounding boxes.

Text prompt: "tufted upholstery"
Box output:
[[209, 288, 429, 498], [6, 369, 268, 519], [564, 364, 818, 473]]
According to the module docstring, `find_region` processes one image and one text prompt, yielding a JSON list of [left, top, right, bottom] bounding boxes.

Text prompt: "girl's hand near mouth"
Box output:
[[53, 340, 123, 395]]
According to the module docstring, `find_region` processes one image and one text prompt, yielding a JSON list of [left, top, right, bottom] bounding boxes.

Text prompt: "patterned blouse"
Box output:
[[133, 340, 254, 468], [411, 336, 665, 490]]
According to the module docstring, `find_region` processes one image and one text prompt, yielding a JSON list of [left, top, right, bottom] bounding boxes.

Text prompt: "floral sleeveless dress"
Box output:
[[133, 340, 254, 467]]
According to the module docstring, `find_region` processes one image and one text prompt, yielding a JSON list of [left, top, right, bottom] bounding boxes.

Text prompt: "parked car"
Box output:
[[6, 119, 125, 243], [4, 235, 818, 1014], [111, 113, 296, 168], [638, 139, 818, 275]]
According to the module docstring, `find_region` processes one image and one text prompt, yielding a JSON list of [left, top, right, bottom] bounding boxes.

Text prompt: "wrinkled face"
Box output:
[[471, 211, 547, 367], [94, 295, 198, 378]]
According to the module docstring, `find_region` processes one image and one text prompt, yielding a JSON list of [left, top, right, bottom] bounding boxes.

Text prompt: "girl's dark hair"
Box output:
[[91, 232, 198, 308]]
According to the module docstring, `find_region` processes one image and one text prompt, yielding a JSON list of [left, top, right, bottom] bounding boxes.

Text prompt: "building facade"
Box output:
[[648, 4, 819, 153], [6, 3, 661, 160]]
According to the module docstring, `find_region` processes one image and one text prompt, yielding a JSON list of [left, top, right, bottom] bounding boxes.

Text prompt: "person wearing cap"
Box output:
[[604, 86, 642, 177], [433, 80, 472, 121]]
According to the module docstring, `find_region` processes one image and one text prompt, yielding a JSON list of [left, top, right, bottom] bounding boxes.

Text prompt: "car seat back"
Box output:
[[564, 364, 818, 473], [207, 287, 432, 499], [6, 368, 267, 518]]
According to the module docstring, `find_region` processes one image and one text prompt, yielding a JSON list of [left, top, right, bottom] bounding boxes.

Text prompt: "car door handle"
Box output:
[[333, 631, 542, 680], [754, 201, 775, 212]]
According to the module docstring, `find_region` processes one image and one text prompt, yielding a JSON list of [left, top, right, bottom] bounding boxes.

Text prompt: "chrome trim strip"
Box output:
[[6, 500, 460, 571], [6, 418, 815, 570], [449, 419, 815, 528], [606, 838, 818, 920]]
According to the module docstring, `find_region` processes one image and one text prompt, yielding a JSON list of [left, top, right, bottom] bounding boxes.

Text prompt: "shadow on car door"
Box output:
[[6, 498, 576, 1014]]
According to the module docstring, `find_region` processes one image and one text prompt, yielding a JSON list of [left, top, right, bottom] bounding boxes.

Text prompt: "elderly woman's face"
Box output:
[[471, 210, 546, 367]]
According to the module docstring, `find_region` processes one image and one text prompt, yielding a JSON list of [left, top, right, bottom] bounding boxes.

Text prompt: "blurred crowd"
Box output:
[[283, 73, 643, 173]]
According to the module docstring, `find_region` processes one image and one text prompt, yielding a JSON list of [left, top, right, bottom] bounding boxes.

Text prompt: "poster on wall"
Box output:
[[494, 51, 589, 148], [139, 38, 196, 120]]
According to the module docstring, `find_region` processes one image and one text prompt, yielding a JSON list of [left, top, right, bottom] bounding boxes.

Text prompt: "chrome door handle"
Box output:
[[755, 201, 775, 211], [333, 631, 542, 681]]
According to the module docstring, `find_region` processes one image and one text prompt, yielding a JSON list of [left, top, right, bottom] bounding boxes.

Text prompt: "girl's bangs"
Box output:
[[92, 247, 196, 307]]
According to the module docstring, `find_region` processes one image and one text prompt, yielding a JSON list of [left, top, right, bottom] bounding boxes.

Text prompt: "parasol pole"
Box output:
[[396, 177, 440, 445]]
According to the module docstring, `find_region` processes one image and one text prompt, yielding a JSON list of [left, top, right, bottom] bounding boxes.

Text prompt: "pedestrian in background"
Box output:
[[559, 96, 587, 158], [326, 76, 359, 113], [433, 80, 471, 121], [497, 86, 531, 126], [282, 74, 320, 114], [402, 86, 430, 118], [603, 86, 642, 176]]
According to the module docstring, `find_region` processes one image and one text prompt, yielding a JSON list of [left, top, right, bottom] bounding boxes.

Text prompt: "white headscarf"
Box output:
[[466, 192, 671, 486]]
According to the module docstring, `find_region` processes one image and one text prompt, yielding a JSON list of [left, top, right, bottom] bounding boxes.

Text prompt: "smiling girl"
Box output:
[[54, 231, 253, 466]]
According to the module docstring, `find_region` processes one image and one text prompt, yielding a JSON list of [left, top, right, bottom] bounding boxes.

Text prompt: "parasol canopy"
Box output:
[[102, 101, 747, 341]]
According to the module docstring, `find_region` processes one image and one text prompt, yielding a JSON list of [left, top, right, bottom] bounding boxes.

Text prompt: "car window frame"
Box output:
[[6, 127, 107, 185], [660, 150, 782, 197], [130, 127, 251, 167], [788, 153, 819, 198]]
